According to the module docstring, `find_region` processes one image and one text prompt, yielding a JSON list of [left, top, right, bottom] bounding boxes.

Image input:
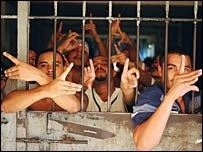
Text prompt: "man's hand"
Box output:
[[121, 58, 140, 90], [3, 52, 49, 84], [43, 62, 82, 98], [84, 59, 95, 89], [166, 55, 202, 100]]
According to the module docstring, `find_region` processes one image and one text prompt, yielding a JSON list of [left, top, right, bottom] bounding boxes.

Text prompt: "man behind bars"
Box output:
[[1, 49, 82, 113], [129, 48, 202, 150], [84, 55, 139, 112]]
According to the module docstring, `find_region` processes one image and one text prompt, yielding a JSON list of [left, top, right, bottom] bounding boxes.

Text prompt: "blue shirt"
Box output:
[[131, 82, 202, 127]]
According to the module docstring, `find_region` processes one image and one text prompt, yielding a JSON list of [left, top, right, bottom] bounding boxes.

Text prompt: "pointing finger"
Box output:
[[59, 62, 74, 80], [58, 21, 63, 33], [3, 52, 19, 65]]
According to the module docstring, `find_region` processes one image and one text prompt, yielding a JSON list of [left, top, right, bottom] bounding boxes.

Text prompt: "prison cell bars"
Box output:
[[1, 1, 202, 112]]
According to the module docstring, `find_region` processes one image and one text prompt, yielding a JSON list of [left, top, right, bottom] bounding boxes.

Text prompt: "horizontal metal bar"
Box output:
[[16, 137, 88, 144], [2, 15, 202, 23]]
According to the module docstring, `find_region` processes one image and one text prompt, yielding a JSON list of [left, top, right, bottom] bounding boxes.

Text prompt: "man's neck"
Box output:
[[94, 80, 115, 101]]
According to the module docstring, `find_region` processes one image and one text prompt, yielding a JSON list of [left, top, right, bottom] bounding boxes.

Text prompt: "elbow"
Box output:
[[133, 127, 156, 151], [135, 141, 154, 151], [1, 102, 12, 113], [67, 104, 81, 114]]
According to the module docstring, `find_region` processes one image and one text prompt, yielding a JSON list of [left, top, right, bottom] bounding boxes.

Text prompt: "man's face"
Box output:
[[66, 41, 89, 66], [93, 56, 109, 81], [162, 53, 192, 90], [29, 50, 36, 66], [37, 52, 64, 79], [1, 74, 7, 90]]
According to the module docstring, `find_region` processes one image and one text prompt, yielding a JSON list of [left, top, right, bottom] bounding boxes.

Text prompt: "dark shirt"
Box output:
[[131, 82, 202, 127]]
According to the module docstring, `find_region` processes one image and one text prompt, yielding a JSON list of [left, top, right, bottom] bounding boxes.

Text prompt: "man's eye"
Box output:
[[184, 67, 191, 72], [168, 66, 175, 71], [40, 64, 47, 68]]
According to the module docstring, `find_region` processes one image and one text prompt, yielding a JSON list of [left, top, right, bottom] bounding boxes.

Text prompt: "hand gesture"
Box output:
[[85, 13, 97, 36], [44, 62, 82, 97], [117, 32, 133, 47], [111, 44, 127, 65], [84, 59, 95, 89], [121, 58, 140, 90], [58, 31, 79, 53], [47, 21, 67, 48], [112, 13, 122, 37], [3, 52, 49, 83], [166, 55, 202, 100]]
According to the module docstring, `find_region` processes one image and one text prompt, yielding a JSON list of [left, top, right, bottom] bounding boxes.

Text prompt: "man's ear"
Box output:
[[159, 65, 162, 77]]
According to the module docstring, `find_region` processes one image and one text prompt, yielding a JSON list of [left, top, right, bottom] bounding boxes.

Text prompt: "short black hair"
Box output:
[[160, 47, 192, 66], [35, 48, 65, 66]]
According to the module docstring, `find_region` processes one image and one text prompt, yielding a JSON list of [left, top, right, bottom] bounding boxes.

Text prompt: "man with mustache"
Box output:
[[84, 55, 139, 112]]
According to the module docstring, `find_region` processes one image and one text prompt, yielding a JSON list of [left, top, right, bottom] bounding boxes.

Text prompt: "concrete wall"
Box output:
[[1, 111, 202, 151]]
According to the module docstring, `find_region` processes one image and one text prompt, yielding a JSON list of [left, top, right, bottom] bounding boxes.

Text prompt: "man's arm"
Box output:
[[2, 52, 82, 113], [133, 65, 202, 150]]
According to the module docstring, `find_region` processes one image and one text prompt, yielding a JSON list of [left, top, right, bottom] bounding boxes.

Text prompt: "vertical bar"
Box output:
[[17, 2, 29, 150], [134, 1, 141, 103], [26, 2, 31, 90], [107, 1, 112, 112], [191, 1, 198, 113], [81, 1, 87, 112], [164, 1, 169, 95], [17, 1, 29, 90], [52, 1, 58, 111]]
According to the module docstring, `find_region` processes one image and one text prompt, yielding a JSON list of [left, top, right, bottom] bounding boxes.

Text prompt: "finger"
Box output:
[[179, 55, 185, 74], [128, 68, 140, 79], [89, 59, 94, 70], [64, 81, 82, 90], [3, 52, 19, 65], [89, 13, 93, 24], [123, 58, 129, 74], [58, 21, 63, 33], [68, 29, 72, 34], [117, 13, 121, 23], [114, 44, 122, 54], [59, 62, 74, 80]]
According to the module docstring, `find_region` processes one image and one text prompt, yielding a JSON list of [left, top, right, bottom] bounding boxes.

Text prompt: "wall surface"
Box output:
[[1, 111, 202, 151]]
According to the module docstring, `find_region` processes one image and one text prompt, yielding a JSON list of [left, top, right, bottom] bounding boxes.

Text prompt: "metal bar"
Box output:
[[80, 1, 87, 112], [134, 1, 141, 103], [191, 1, 198, 114], [164, 1, 169, 95], [2, 15, 202, 22], [52, 1, 58, 111], [107, 1, 112, 112], [16, 137, 88, 144]]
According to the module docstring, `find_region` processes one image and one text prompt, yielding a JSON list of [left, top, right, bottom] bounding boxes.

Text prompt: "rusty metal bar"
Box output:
[[16, 137, 88, 144]]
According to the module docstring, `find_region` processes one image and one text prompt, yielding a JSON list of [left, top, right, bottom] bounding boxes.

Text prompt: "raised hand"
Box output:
[[111, 44, 127, 65], [166, 55, 202, 100], [85, 13, 97, 35], [47, 21, 67, 48], [43, 62, 82, 97], [112, 13, 122, 37], [121, 58, 140, 90], [84, 59, 95, 89], [57, 31, 79, 53]]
